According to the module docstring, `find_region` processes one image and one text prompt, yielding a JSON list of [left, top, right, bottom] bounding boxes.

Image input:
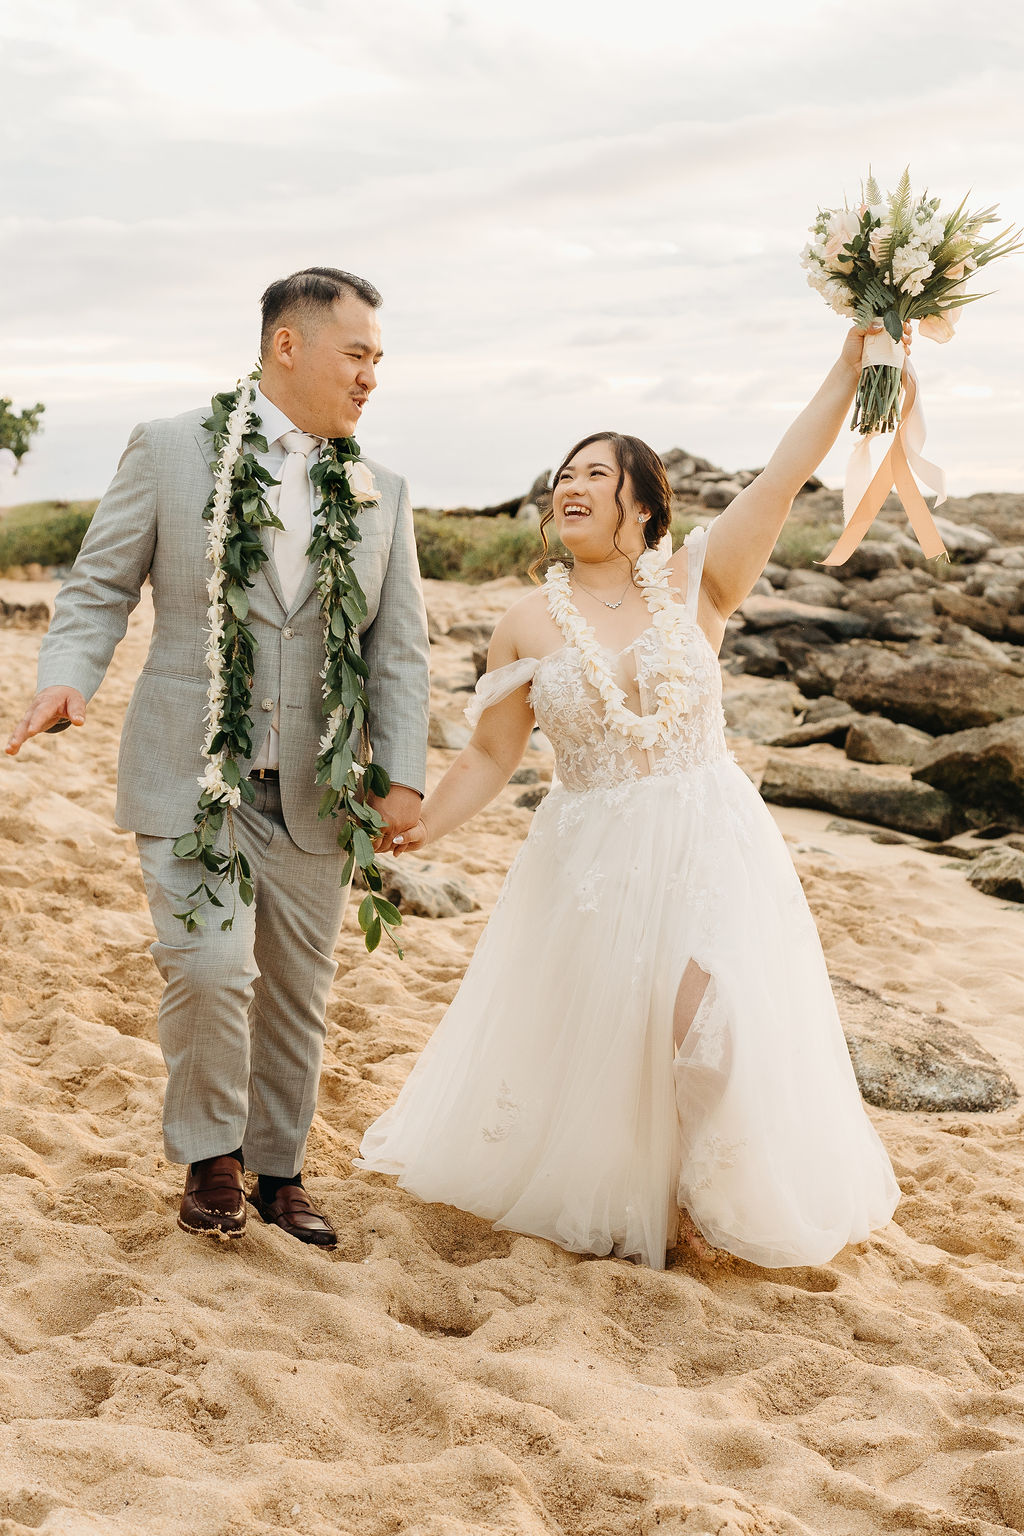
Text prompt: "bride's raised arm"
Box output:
[[699, 319, 911, 620]]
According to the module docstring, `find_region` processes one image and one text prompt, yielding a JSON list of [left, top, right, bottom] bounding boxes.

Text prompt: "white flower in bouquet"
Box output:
[[800, 167, 1022, 435]]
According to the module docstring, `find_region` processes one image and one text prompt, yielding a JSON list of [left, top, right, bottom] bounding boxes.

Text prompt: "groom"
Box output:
[[6, 267, 430, 1247]]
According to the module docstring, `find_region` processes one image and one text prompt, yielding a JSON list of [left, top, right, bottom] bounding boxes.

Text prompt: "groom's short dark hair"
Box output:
[[260, 267, 382, 354]]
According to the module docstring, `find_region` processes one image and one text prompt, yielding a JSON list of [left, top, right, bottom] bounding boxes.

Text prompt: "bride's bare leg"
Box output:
[[672, 957, 721, 1261]]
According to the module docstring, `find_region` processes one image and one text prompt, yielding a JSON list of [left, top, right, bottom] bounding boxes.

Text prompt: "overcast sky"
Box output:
[[2, 0, 1023, 509]]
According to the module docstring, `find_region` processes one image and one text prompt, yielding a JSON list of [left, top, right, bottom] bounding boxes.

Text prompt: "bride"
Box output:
[[354, 321, 903, 1270]]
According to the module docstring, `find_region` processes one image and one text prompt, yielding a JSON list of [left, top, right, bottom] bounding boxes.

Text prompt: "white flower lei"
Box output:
[[173, 370, 401, 952], [544, 545, 703, 752]]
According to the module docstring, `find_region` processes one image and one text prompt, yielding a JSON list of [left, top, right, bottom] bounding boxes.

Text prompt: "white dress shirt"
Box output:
[[249, 386, 322, 772]]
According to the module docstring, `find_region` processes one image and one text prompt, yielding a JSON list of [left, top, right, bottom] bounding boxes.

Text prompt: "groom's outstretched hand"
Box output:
[[367, 784, 424, 856], [6, 686, 87, 756]]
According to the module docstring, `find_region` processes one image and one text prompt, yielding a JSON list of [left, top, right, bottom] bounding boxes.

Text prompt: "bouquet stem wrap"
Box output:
[[821, 336, 948, 566]]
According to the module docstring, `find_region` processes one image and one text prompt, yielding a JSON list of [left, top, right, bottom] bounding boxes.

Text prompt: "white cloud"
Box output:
[[2, 0, 1023, 508]]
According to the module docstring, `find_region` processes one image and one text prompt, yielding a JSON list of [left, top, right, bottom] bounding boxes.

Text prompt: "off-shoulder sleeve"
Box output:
[[464, 656, 539, 729]]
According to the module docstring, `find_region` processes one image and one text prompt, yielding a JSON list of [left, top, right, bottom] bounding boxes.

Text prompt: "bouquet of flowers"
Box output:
[[799, 170, 1021, 565], [801, 169, 1021, 435]]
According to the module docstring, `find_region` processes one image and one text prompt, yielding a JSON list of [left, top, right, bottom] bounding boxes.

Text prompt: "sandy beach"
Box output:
[[3, 571, 1024, 1536]]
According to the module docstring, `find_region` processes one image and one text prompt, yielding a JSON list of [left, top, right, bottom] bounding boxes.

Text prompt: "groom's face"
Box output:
[[273, 292, 383, 438]]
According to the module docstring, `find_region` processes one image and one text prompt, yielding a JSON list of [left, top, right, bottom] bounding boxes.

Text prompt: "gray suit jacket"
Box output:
[[37, 408, 431, 854]]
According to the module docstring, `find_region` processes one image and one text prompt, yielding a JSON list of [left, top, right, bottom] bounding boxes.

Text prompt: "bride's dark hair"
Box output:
[[528, 432, 673, 583]]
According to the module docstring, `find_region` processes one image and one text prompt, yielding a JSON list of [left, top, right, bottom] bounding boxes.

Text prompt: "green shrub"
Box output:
[[0, 500, 97, 568]]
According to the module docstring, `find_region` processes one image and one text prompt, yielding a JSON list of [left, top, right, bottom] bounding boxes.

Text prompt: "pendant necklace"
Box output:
[[570, 571, 634, 610]]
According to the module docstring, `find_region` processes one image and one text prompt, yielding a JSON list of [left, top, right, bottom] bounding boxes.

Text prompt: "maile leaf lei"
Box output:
[[170, 369, 403, 956]]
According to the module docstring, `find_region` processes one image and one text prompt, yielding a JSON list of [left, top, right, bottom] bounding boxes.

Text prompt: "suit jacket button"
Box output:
[[283, 626, 295, 639], [260, 698, 275, 712]]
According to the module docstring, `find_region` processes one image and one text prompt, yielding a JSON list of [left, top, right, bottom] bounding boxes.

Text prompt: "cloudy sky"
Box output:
[[2, 0, 1023, 509]]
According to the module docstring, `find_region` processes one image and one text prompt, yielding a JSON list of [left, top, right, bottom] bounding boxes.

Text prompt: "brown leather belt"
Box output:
[[249, 767, 280, 781]]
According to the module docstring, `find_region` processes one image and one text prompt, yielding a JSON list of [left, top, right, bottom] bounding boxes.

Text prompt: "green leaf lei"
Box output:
[[171, 369, 403, 956]]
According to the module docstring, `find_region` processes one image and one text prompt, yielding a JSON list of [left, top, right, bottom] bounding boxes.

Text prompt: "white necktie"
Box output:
[[273, 429, 322, 607]]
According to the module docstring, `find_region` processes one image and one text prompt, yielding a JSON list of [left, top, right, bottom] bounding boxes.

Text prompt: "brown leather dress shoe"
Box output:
[[178, 1155, 247, 1238], [251, 1183, 337, 1247]]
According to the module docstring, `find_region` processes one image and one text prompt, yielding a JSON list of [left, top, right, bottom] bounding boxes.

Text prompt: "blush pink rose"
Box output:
[[919, 313, 958, 343]]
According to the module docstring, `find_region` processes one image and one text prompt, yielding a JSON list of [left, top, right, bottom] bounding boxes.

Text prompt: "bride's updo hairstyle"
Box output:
[[528, 431, 673, 583]]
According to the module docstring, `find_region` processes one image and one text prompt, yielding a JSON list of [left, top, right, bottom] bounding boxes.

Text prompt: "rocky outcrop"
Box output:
[[759, 757, 964, 840], [912, 718, 1024, 829], [844, 716, 934, 767], [834, 652, 1024, 734], [0, 597, 49, 629], [356, 855, 481, 919], [966, 847, 1024, 902], [834, 977, 1017, 1112], [737, 595, 871, 641]]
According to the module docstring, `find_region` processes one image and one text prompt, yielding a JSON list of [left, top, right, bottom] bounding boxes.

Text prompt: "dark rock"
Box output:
[[428, 715, 471, 751], [783, 568, 847, 603], [472, 644, 489, 681], [759, 756, 965, 840], [729, 634, 784, 676], [515, 786, 549, 811], [834, 651, 1024, 734], [723, 681, 803, 742], [966, 847, 1024, 902], [921, 843, 980, 861], [776, 638, 857, 698], [844, 716, 934, 767], [865, 573, 929, 602], [932, 516, 999, 559], [911, 718, 1024, 829], [803, 694, 856, 723], [509, 766, 540, 785], [356, 856, 481, 919], [834, 542, 903, 578], [699, 480, 744, 509], [763, 561, 788, 589], [869, 611, 941, 642], [834, 977, 1017, 1113], [931, 587, 1024, 643], [769, 712, 861, 747], [737, 595, 870, 640], [448, 621, 494, 645], [0, 598, 50, 629]]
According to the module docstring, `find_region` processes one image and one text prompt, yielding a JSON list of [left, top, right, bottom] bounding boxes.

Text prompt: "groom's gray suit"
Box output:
[[36, 404, 430, 1174]]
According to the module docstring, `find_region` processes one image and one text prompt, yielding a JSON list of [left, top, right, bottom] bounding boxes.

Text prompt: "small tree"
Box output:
[[0, 398, 45, 463]]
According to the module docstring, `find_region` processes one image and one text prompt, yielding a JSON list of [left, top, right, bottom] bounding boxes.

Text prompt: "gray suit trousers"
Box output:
[[137, 779, 349, 1174]]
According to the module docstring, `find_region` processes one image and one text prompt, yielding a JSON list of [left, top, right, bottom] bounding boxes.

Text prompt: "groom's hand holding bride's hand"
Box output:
[[391, 819, 427, 855], [367, 784, 424, 856], [6, 686, 87, 756]]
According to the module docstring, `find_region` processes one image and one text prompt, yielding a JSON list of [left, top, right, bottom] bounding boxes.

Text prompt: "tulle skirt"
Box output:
[[354, 758, 901, 1269]]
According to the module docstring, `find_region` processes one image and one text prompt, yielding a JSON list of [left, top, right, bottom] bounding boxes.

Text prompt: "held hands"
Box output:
[[391, 819, 427, 855], [366, 784, 424, 856], [6, 686, 87, 756], [840, 318, 913, 377]]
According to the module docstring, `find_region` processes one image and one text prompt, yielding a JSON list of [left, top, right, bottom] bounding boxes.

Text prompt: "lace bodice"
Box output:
[[467, 521, 729, 792]]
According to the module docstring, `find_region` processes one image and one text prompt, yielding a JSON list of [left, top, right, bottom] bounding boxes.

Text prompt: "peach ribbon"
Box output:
[[820, 333, 948, 566]]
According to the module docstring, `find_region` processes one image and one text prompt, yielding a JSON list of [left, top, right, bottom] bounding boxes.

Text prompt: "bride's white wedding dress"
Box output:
[[355, 521, 901, 1269]]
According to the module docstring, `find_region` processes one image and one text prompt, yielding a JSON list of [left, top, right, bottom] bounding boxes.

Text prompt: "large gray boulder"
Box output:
[[356, 855, 481, 919], [931, 587, 1024, 643], [911, 716, 1024, 828], [722, 679, 803, 742], [834, 977, 1017, 1112], [966, 846, 1024, 902], [834, 651, 1024, 734], [737, 594, 870, 640], [759, 756, 964, 840], [932, 515, 999, 559], [845, 716, 935, 767]]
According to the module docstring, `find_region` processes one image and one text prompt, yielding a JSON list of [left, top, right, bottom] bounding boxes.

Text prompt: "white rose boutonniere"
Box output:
[[344, 459, 379, 505]]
